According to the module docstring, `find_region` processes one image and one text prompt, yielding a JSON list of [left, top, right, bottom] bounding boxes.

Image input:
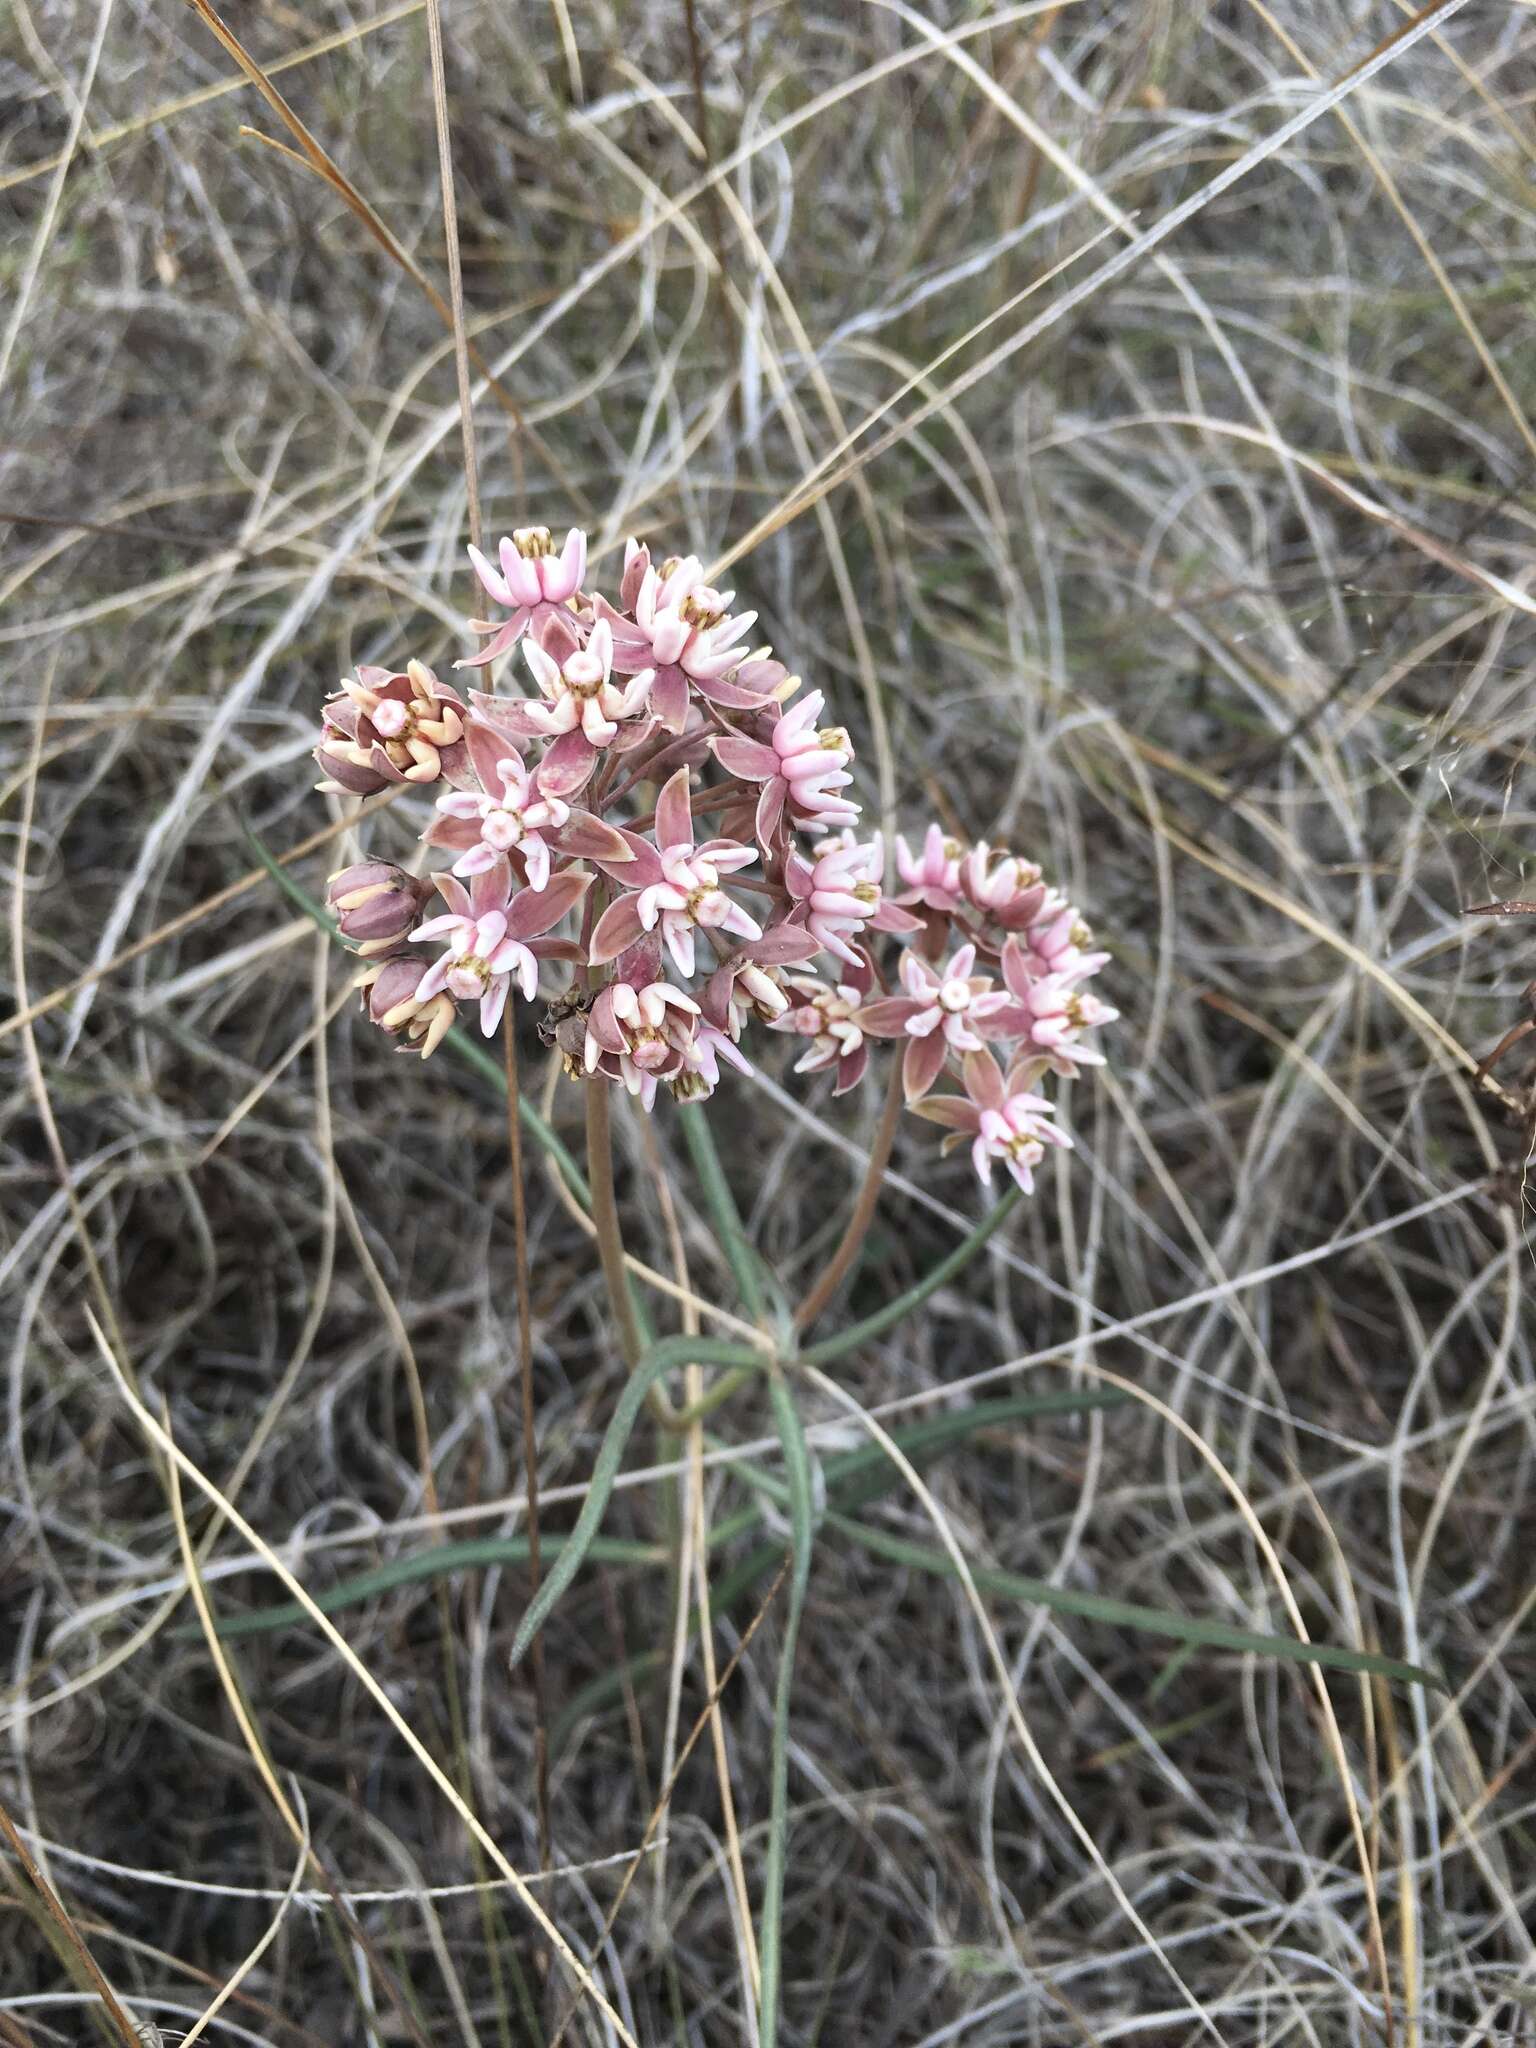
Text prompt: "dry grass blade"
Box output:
[[174, 0, 577, 489], [0, 0, 425, 195], [0, 791, 404, 1047], [0, 1797, 140, 2048], [12, 1, 1536, 2037], [92, 1317, 640, 2048]]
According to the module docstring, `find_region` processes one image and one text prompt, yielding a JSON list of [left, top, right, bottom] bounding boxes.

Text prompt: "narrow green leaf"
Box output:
[[715, 1387, 1129, 1536], [678, 1103, 773, 1323], [830, 1516, 1442, 1690], [212, 1388, 1124, 1640], [507, 1336, 767, 1672], [204, 1534, 665, 1640]]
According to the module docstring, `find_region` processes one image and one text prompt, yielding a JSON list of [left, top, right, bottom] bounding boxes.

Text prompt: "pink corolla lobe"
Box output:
[[712, 686, 859, 850], [771, 950, 876, 1096], [858, 942, 1012, 1102], [458, 526, 587, 668], [411, 860, 589, 1038], [602, 546, 762, 726], [913, 1047, 1073, 1194], [310, 519, 1113, 1166]]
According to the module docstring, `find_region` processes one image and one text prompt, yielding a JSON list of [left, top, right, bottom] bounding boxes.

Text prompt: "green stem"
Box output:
[[757, 1375, 814, 2048], [585, 1077, 643, 1367], [508, 1334, 769, 1674], [679, 1103, 770, 1323]]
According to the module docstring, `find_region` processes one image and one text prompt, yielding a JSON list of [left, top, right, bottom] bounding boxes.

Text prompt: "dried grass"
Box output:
[[4, 2, 1536, 2042]]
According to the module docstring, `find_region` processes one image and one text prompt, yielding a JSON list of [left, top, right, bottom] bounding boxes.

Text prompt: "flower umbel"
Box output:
[[309, 526, 1111, 1207]]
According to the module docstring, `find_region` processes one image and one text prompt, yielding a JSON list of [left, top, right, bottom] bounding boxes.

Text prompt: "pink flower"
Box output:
[[702, 925, 822, 1040], [983, 936, 1117, 1073], [588, 768, 761, 979], [412, 862, 589, 1037], [961, 842, 1050, 931], [711, 687, 860, 849], [912, 1048, 1072, 1193], [897, 944, 1011, 1050], [326, 862, 434, 956], [971, 1092, 1068, 1192], [857, 943, 1011, 1100], [894, 824, 965, 913], [458, 526, 586, 667], [313, 512, 1114, 1129], [358, 955, 458, 1060], [478, 619, 656, 798], [785, 832, 917, 967], [603, 551, 761, 726], [670, 1020, 752, 1103], [522, 618, 653, 747], [635, 843, 762, 979], [1015, 906, 1110, 986], [1013, 972, 1118, 1071], [583, 978, 697, 1089], [771, 961, 873, 1094], [315, 662, 470, 793], [432, 753, 571, 889]]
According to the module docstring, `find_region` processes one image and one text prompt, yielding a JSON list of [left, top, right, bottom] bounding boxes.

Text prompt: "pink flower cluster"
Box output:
[[316, 525, 1113, 1191]]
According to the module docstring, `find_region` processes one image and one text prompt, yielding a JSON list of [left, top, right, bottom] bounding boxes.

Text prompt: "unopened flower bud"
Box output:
[[327, 862, 434, 955], [359, 957, 456, 1059]]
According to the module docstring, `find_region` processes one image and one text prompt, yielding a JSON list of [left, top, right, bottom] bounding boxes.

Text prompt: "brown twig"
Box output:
[[0, 1794, 140, 2048]]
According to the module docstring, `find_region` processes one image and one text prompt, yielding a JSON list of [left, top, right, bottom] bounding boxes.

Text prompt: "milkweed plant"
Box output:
[[283, 529, 1432, 2048], [317, 523, 1116, 1201]]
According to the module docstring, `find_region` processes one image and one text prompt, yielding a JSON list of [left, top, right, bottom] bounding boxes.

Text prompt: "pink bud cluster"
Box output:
[[315, 525, 1113, 1192]]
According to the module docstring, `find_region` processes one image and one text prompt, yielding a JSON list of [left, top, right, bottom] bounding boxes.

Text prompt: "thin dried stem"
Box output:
[[504, 1009, 552, 1881], [0, 788, 404, 1046], [422, 0, 482, 552], [545, 1560, 790, 2048], [0, 1796, 140, 2048]]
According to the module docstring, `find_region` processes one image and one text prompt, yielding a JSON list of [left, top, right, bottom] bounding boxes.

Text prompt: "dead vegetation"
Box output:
[[4, 1, 1536, 2042]]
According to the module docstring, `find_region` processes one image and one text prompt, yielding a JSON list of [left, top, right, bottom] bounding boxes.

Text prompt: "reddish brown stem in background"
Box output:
[[0, 1794, 140, 2048], [793, 1058, 904, 1332], [504, 1009, 552, 1881]]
